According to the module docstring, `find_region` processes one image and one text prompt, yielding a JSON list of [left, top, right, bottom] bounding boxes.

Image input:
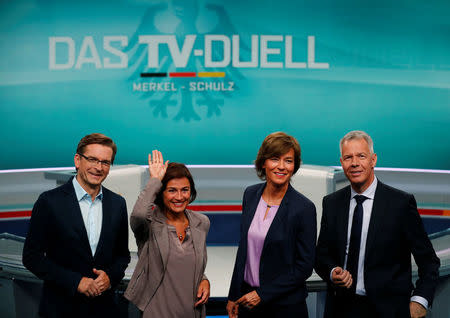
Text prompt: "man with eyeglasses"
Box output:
[[23, 133, 130, 318]]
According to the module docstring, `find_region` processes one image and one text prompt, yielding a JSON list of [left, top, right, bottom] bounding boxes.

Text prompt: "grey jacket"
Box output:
[[124, 178, 210, 318]]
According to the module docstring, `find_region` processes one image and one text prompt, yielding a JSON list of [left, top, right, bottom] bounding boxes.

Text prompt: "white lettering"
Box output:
[[133, 82, 142, 91], [139, 35, 167, 68], [49, 37, 75, 70], [232, 35, 258, 68], [103, 36, 128, 69], [205, 35, 231, 67], [285, 35, 306, 69], [75, 36, 102, 69], [133, 82, 177, 91], [189, 81, 235, 91], [260, 35, 283, 68], [307, 36, 329, 69], [167, 35, 196, 68]]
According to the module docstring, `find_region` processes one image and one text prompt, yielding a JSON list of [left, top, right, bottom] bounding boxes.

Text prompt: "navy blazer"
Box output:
[[315, 181, 440, 317], [228, 182, 317, 305], [23, 178, 130, 318]]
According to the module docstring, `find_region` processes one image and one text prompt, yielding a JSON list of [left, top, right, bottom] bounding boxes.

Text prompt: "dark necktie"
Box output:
[[347, 194, 368, 292]]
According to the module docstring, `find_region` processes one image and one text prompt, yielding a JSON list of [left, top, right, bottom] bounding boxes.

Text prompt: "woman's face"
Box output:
[[163, 177, 191, 214], [263, 148, 295, 187]]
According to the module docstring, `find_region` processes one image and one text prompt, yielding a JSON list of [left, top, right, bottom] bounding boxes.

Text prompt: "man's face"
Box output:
[[74, 144, 113, 191], [340, 138, 377, 193]]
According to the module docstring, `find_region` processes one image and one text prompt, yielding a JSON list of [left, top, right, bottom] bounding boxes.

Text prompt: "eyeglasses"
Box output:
[[78, 153, 112, 167]]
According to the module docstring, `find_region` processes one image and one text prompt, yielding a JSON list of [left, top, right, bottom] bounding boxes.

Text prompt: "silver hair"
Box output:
[[339, 130, 374, 156]]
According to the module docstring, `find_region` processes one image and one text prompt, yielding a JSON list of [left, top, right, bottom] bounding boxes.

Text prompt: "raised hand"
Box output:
[[148, 150, 169, 181]]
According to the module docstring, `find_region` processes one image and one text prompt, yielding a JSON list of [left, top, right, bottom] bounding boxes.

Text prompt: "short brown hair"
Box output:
[[254, 132, 301, 180], [76, 133, 117, 164], [155, 163, 197, 208]]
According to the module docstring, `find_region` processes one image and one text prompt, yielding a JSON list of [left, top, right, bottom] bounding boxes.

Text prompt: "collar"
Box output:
[[72, 176, 103, 202], [350, 176, 377, 200], [152, 206, 201, 228]]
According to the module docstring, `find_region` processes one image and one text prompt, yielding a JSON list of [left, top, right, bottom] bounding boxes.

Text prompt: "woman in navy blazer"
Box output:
[[227, 132, 317, 318]]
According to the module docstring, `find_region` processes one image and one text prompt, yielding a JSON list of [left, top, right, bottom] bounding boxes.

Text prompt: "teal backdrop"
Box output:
[[1, 0, 449, 169]]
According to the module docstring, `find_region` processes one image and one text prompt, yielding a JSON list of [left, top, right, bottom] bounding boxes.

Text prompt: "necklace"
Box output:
[[178, 233, 184, 241]]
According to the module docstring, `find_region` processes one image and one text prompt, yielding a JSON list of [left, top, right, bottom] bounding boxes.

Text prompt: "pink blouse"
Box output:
[[244, 197, 280, 287]]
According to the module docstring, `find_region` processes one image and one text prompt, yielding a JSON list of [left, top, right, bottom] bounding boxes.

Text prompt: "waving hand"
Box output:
[[148, 150, 169, 181]]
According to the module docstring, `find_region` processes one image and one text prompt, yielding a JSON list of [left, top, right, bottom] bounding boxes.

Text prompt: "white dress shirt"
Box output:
[[73, 177, 103, 255], [344, 177, 377, 295]]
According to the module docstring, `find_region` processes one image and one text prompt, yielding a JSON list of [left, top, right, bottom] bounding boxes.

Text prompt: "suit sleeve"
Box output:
[[105, 196, 131, 288], [315, 196, 338, 283], [403, 195, 440, 305], [22, 193, 83, 296], [130, 177, 162, 250], [201, 216, 211, 282], [256, 201, 317, 303]]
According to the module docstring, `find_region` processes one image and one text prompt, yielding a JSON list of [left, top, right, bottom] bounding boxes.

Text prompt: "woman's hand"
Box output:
[[148, 150, 169, 181], [236, 290, 261, 310], [195, 279, 210, 307], [226, 300, 239, 318]]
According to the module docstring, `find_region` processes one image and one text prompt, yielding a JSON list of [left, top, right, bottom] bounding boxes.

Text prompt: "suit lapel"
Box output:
[[242, 183, 265, 232], [62, 179, 92, 258], [261, 189, 290, 251], [337, 187, 351, 265], [152, 209, 170, 269], [188, 212, 205, 283], [365, 181, 388, 260], [262, 185, 291, 251]]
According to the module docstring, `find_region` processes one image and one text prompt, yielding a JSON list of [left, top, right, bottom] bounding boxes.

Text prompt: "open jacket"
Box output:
[[228, 182, 317, 306], [22, 177, 130, 318], [315, 181, 440, 317], [124, 178, 210, 318]]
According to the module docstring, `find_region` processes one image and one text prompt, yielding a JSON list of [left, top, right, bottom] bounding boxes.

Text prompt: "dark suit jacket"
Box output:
[[315, 181, 440, 318], [228, 182, 317, 306], [23, 178, 131, 318]]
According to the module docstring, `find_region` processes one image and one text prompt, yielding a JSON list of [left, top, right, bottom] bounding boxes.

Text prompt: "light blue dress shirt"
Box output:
[[73, 177, 103, 256]]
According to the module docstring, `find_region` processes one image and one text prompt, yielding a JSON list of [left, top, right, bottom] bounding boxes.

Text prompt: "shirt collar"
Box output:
[[350, 176, 377, 201], [72, 176, 103, 202]]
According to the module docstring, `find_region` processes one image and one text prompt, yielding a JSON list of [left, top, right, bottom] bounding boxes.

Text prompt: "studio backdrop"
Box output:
[[1, 0, 449, 169]]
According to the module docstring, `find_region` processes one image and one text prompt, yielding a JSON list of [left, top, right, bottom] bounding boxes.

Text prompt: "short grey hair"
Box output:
[[340, 130, 374, 156]]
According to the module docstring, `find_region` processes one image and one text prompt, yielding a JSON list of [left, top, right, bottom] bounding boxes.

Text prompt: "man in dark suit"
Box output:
[[315, 130, 440, 318], [23, 133, 130, 318]]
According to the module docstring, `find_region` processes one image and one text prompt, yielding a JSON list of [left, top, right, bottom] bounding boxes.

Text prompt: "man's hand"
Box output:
[[93, 268, 111, 294], [195, 279, 210, 307], [331, 267, 353, 288], [226, 300, 239, 318], [410, 301, 427, 318], [77, 277, 100, 297], [236, 290, 261, 310]]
